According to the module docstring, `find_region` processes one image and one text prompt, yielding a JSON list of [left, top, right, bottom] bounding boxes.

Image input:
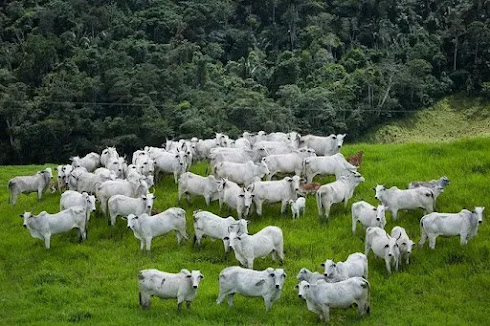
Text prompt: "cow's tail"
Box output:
[[419, 217, 427, 241]]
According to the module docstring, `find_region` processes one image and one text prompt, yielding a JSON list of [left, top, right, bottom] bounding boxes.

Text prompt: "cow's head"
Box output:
[[336, 134, 346, 148], [374, 185, 386, 201], [296, 280, 310, 300], [142, 193, 156, 210], [19, 211, 34, 228], [376, 205, 387, 228], [321, 259, 336, 278], [270, 268, 286, 290], [474, 207, 485, 224], [186, 270, 204, 289]]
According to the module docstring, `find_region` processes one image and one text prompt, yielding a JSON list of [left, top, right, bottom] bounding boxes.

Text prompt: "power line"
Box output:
[[0, 99, 422, 113]]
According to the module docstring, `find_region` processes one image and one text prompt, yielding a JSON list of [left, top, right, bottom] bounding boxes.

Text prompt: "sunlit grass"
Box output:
[[1, 137, 489, 325]]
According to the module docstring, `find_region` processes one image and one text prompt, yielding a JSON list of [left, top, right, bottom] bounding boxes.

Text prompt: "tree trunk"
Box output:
[[453, 35, 458, 71]]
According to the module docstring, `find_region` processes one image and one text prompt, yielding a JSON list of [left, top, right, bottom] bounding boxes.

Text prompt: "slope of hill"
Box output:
[[365, 96, 490, 143]]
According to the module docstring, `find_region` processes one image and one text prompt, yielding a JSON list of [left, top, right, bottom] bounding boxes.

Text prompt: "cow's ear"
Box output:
[[19, 214, 23, 218], [384, 244, 389, 248], [223, 237, 229, 240], [295, 284, 299, 289], [186, 274, 192, 278], [372, 207, 377, 211], [287, 178, 293, 182], [320, 263, 325, 267]]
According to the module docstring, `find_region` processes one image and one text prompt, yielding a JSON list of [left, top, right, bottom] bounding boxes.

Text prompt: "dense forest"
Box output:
[[1, 0, 489, 164]]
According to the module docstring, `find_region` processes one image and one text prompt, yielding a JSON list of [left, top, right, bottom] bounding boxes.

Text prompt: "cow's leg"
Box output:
[[227, 294, 234, 307], [460, 232, 468, 246], [145, 237, 152, 252], [44, 235, 51, 250], [37, 188, 43, 201], [419, 228, 428, 248], [204, 195, 210, 206], [256, 201, 263, 216], [140, 240, 145, 251], [391, 209, 398, 220], [385, 257, 392, 275], [428, 234, 437, 250], [280, 200, 288, 214], [364, 241, 371, 256], [320, 304, 330, 322], [216, 290, 228, 305]]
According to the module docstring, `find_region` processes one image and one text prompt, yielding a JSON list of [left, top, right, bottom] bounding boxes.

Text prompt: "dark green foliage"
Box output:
[[1, 0, 489, 163]]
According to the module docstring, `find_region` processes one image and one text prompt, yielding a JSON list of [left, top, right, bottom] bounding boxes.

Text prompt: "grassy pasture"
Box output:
[[1, 138, 489, 325]]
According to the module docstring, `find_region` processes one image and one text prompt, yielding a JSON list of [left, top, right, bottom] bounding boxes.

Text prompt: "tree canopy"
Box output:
[[1, 0, 489, 163]]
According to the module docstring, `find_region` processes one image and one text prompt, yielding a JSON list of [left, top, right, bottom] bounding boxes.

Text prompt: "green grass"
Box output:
[[365, 96, 490, 143], [1, 138, 490, 325]]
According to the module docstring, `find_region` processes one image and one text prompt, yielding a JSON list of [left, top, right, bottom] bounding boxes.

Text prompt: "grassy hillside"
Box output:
[[365, 96, 490, 143], [1, 138, 489, 325]]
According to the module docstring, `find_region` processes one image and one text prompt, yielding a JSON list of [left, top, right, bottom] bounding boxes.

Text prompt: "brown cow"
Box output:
[[347, 151, 364, 167], [299, 182, 321, 196]]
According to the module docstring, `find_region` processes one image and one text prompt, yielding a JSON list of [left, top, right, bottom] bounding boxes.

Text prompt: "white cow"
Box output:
[[409, 176, 450, 192], [227, 226, 284, 269], [71, 153, 100, 172], [214, 161, 270, 186], [391, 226, 415, 265], [96, 178, 149, 215], [262, 148, 316, 180], [138, 269, 203, 311], [296, 268, 326, 284], [8, 168, 53, 206], [153, 150, 187, 183], [247, 175, 301, 216], [108, 193, 156, 226], [321, 253, 368, 282], [316, 172, 365, 219], [195, 139, 218, 160], [217, 267, 286, 311], [365, 227, 400, 275], [300, 134, 346, 156], [56, 165, 72, 193], [20, 207, 88, 249], [178, 172, 220, 205], [303, 153, 357, 183], [101, 147, 119, 167], [351, 201, 387, 235], [66, 167, 87, 190], [419, 207, 484, 249], [217, 179, 253, 219], [125, 208, 188, 250], [60, 190, 96, 222], [106, 156, 127, 178], [94, 167, 117, 180], [296, 278, 370, 322], [374, 185, 435, 220], [76, 171, 114, 194], [253, 140, 294, 155], [192, 210, 249, 254], [289, 197, 306, 219], [233, 137, 252, 149]]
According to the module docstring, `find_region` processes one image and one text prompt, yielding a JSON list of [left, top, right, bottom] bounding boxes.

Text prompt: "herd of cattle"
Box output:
[[7, 131, 485, 322]]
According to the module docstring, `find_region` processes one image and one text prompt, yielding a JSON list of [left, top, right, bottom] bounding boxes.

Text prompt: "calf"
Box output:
[[247, 175, 301, 216], [351, 201, 387, 235], [56, 165, 72, 193], [419, 207, 484, 249], [20, 207, 88, 249], [60, 190, 96, 222], [289, 197, 306, 219], [321, 253, 368, 282], [365, 227, 400, 275], [298, 182, 321, 196], [193, 210, 249, 254], [125, 208, 188, 251], [296, 268, 326, 284], [138, 269, 203, 311], [8, 168, 53, 206], [316, 172, 365, 219], [214, 161, 270, 186], [108, 193, 156, 226], [347, 150, 364, 167], [217, 267, 286, 311], [296, 278, 370, 322], [391, 226, 415, 265], [374, 185, 435, 220], [178, 172, 220, 205], [303, 153, 357, 183], [226, 226, 284, 269]]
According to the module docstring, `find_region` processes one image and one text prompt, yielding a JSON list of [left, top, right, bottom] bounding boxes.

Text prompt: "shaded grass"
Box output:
[[1, 138, 490, 325], [365, 96, 490, 143]]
